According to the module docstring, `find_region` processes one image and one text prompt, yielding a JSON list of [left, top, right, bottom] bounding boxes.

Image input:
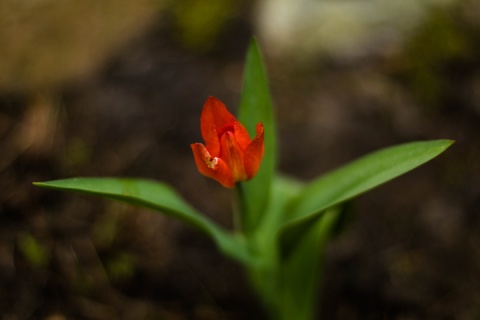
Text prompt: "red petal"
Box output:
[[191, 143, 234, 188], [202, 124, 220, 157], [244, 123, 264, 179], [219, 132, 247, 182], [233, 121, 251, 151], [200, 97, 235, 152]]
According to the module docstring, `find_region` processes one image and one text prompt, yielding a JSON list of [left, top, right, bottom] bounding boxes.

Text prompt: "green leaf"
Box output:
[[252, 175, 304, 254], [275, 208, 340, 320], [245, 176, 305, 316], [33, 178, 253, 265], [279, 139, 453, 259], [237, 38, 276, 235], [251, 208, 340, 320]]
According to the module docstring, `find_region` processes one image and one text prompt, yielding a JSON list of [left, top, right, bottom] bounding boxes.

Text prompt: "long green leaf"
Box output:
[[33, 178, 253, 264], [275, 208, 340, 320], [246, 176, 305, 316], [250, 208, 340, 320], [279, 139, 453, 258], [252, 175, 304, 255], [237, 39, 276, 235]]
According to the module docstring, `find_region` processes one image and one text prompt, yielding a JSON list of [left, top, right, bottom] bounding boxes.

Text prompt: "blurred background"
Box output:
[[1, 0, 479, 318]]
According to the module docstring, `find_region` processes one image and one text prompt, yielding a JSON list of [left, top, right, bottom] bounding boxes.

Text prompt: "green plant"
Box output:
[[34, 39, 453, 320]]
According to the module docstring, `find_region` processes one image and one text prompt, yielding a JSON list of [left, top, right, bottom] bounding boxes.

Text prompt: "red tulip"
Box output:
[[191, 97, 264, 188]]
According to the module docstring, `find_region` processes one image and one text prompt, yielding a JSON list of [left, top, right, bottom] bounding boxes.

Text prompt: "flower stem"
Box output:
[[233, 183, 245, 234]]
